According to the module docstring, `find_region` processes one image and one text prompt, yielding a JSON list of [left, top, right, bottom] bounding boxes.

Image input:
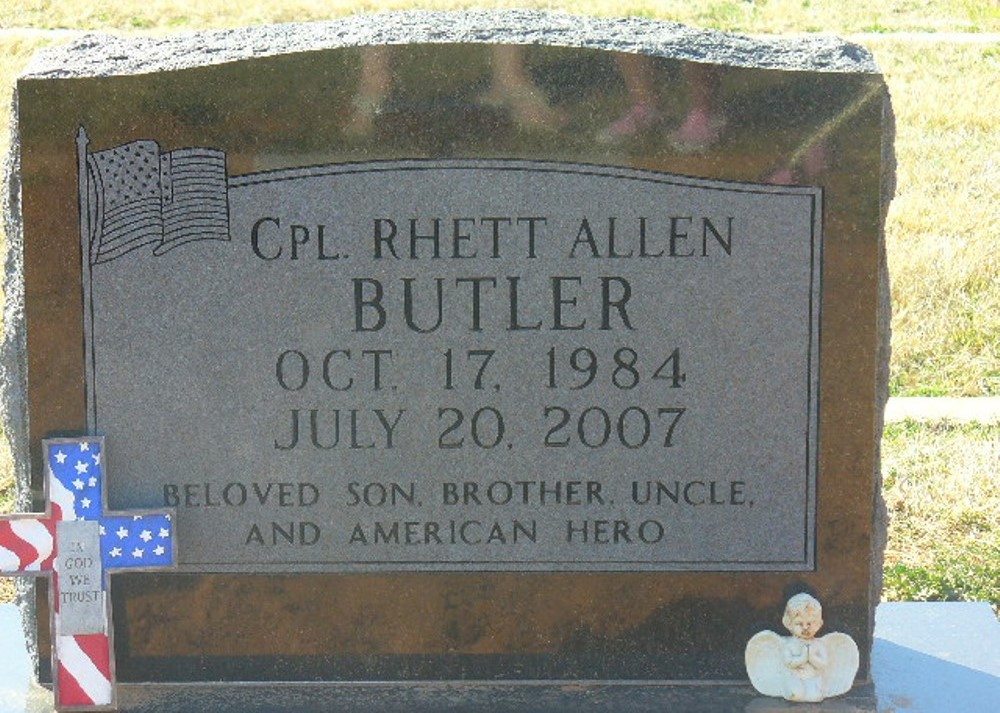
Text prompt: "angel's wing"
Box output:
[[745, 630, 788, 697], [820, 632, 860, 698]]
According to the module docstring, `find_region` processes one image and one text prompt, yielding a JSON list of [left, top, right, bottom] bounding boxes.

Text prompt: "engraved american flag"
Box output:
[[81, 128, 230, 265]]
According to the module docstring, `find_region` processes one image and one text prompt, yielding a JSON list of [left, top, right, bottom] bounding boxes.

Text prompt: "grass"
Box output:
[[870, 38, 1000, 396], [882, 420, 1000, 606]]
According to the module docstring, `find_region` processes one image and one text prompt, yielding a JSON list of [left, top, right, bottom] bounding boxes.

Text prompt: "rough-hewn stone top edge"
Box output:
[[21, 10, 878, 79]]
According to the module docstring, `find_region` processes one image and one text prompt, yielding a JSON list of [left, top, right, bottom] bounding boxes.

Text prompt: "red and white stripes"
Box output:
[[0, 518, 56, 572], [55, 634, 113, 707], [52, 573, 113, 709]]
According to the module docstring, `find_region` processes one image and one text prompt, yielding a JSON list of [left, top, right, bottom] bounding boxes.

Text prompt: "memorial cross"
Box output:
[[0, 437, 176, 711]]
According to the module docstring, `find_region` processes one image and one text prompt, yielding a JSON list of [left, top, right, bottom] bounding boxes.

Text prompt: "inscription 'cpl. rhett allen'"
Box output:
[[249, 214, 734, 262]]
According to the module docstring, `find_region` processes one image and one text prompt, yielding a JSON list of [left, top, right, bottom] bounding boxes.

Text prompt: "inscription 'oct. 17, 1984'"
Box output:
[[81, 155, 821, 572]]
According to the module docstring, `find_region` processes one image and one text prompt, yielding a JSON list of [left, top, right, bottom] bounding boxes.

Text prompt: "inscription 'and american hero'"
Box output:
[[79, 130, 822, 572]]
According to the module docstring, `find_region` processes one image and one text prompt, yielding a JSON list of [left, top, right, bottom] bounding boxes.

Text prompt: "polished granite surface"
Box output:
[[8, 13, 890, 687]]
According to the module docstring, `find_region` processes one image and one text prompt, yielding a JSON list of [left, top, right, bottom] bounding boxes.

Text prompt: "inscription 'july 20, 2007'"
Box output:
[[79, 147, 820, 572]]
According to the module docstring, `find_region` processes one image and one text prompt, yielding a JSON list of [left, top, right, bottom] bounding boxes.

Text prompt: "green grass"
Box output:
[[882, 420, 1000, 607], [884, 544, 1000, 605]]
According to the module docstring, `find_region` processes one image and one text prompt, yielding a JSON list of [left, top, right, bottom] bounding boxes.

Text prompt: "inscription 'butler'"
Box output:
[[350, 275, 636, 333], [77, 135, 821, 572]]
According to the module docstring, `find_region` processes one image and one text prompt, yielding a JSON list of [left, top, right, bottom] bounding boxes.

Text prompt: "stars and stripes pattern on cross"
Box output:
[[48, 440, 174, 569], [0, 437, 177, 711]]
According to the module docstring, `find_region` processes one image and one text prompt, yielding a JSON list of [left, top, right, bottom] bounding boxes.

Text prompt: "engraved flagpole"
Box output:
[[76, 126, 97, 430]]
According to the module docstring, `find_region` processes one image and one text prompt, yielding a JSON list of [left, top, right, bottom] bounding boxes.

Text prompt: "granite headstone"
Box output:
[[2, 10, 892, 709]]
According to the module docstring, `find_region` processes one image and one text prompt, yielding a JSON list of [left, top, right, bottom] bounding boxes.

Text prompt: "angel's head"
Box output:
[[782, 593, 823, 640]]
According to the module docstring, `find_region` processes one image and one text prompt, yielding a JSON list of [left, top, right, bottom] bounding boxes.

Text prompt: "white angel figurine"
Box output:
[[745, 593, 860, 702]]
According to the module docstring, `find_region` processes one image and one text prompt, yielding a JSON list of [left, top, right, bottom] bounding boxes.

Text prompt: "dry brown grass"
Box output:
[[868, 38, 1000, 395]]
